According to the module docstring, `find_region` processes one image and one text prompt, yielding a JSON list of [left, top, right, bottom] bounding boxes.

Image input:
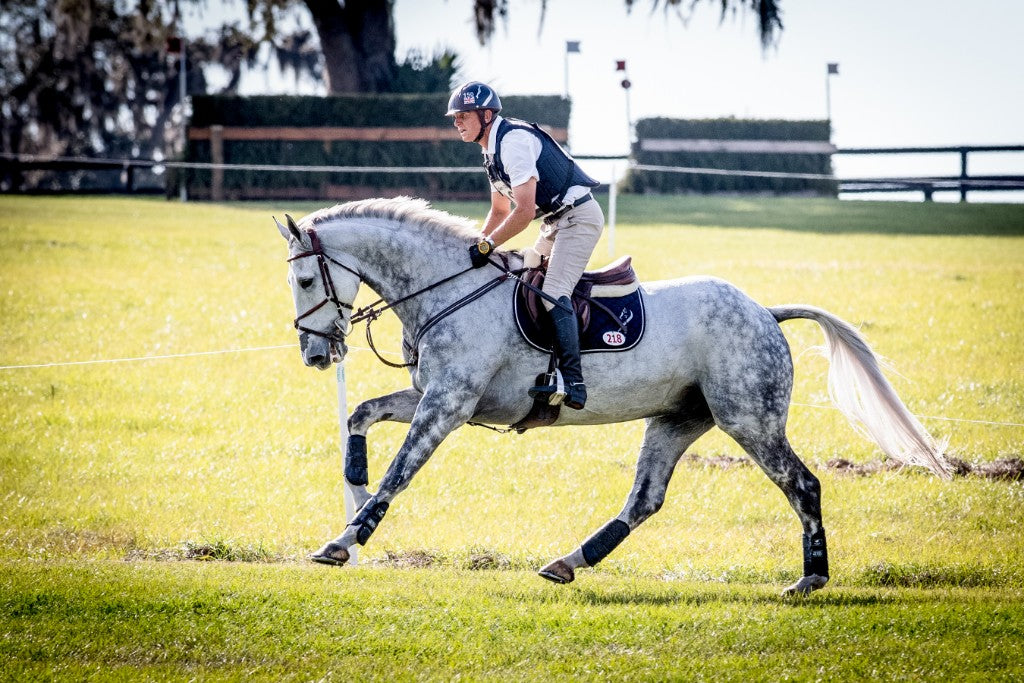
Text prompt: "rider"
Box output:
[[447, 81, 603, 410]]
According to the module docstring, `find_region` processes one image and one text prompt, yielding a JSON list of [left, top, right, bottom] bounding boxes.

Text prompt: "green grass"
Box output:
[[1, 194, 1023, 679], [1, 563, 1022, 681]]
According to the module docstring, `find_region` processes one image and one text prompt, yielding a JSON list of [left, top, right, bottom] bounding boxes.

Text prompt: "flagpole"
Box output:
[[616, 60, 632, 153], [564, 45, 569, 98], [564, 41, 580, 99], [826, 69, 831, 123], [825, 63, 839, 125]]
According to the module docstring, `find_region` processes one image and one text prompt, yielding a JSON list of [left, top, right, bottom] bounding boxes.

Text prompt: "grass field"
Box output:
[[1, 194, 1023, 680]]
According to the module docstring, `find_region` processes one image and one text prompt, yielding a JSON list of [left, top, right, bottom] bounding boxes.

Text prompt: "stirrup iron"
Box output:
[[528, 369, 566, 406]]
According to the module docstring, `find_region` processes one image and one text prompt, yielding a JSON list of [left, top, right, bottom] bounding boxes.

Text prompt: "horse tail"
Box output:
[[770, 304, 951, 479]]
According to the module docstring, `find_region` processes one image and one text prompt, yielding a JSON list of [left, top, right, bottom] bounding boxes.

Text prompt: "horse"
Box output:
[[275, 196, 949, 596]]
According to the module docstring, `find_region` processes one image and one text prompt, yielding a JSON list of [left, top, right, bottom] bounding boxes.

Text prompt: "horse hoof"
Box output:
[[538, 559, 575, 584], [310, 543, 350, 567], [782, 574, 829, 596]]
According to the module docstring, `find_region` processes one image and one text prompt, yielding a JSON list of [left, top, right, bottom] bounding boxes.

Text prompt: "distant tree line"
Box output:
[[0, 0, 780, 191]]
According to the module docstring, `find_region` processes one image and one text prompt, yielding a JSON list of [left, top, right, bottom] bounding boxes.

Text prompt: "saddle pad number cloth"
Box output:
[[513, 280, 646, 353]]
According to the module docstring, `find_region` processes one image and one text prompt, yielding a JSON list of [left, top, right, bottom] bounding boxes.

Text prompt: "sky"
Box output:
[[232, 0, 1024, 200]]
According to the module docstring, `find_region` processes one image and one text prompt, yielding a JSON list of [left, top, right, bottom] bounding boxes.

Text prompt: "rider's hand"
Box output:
[[468, 237, 495, 268]]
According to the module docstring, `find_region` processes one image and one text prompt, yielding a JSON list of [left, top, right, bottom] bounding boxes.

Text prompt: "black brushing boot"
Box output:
[[549, 297, 587, 409]]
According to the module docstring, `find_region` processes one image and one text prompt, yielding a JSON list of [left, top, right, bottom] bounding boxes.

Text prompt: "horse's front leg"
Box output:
[[344, 387, 422, 510], [312, 379, 481, 566]]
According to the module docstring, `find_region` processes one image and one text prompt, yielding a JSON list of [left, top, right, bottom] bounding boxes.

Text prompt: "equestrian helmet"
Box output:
[[446, 81, 502, 116]]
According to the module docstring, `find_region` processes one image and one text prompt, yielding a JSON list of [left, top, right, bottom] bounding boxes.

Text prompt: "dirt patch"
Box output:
[[824, 458, 904, 476], [679, 452, 1024, 481], [679, 453, 752, 470], [464, 551, 512, 570], [947, 456, 1024, 481], [826, 456, 1024, 481], [372, 549, 438, 569]]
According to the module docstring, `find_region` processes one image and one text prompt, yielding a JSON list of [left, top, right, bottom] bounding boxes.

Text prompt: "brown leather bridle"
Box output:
[[287, 226, 526, 369], [287, 228, 358, 350]]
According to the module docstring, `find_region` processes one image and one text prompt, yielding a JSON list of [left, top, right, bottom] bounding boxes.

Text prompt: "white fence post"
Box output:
[[608, 163, 618, 258], [337, 363, 358, 566]]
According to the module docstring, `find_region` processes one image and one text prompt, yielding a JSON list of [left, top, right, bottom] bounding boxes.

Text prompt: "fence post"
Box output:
[[959, 147, 969, 203], [211, 125, 225, 202], [337, 363, 358, 566], [608, 163, 618, 258]]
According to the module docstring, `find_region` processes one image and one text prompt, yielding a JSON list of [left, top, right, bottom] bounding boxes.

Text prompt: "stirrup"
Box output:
[[528, 369, 566, 406]]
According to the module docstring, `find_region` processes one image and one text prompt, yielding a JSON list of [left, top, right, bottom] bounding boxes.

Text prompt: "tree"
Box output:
[[473, 0, 782, 50], [250, 0, 782, 94], [0, 0, 274, 189], [0, 0, 780, 190]]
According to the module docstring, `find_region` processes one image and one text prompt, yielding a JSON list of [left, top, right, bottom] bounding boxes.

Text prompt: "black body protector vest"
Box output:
[[484, 118, 600, 218]]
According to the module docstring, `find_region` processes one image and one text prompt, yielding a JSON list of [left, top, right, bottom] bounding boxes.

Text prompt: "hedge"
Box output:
[[184, 94, 571, 200], [627, 117, 838, 196]]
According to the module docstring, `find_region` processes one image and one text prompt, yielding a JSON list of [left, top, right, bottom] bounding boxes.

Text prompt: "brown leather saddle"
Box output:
[[517, 255, 640, 338], [509, 256, 645, 432]]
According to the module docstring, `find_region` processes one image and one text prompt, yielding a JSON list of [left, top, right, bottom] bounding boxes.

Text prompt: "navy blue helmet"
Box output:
[[446, 81, 502, 116]]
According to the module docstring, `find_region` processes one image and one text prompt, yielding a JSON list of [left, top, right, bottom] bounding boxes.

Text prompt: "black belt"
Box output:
[[542, 193, 593, 223]]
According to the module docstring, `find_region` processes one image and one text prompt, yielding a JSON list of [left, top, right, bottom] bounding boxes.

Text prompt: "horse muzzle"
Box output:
[[299, 331, 346, 370]]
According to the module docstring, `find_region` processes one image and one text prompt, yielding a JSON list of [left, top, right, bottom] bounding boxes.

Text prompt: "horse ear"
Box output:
[[274, 216, 290, 241], [285, 214, 302, 240]]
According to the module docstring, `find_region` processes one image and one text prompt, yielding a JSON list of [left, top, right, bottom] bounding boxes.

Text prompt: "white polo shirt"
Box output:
[[483, 115, 590, 207]]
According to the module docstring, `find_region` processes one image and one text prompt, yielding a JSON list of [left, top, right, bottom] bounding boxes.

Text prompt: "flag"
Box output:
[[615, 60, 627, 71], [566, 41, 580, 53], [827, 63, 839, 75]]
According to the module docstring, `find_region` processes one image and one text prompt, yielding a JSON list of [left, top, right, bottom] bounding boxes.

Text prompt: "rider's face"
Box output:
[[452, 110, 490, 144]]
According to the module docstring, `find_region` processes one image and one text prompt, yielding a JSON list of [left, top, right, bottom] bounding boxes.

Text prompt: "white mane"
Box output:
[[303, 197, 479, 241]]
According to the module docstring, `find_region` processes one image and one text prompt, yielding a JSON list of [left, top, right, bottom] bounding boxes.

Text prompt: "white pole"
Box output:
[[336, 363, 358, 566], [179, 37, 188, 203], [608, 163, 618, 258], [564, 47, 569, 99]]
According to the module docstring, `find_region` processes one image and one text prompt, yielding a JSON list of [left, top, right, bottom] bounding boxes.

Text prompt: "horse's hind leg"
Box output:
[[539, 409, 714, 584], [726, 428, 829, 596]]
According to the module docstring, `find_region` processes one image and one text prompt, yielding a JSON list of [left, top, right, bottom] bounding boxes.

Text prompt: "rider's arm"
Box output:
[[481, 190, 511, 237], [487, 178, 537, 247]]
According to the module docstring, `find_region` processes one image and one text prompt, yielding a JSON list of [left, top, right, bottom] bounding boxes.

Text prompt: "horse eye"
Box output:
[[298, 277, 315, 290]]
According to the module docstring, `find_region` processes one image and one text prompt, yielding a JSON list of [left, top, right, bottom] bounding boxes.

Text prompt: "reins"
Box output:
[[291, 226, 526, 369]]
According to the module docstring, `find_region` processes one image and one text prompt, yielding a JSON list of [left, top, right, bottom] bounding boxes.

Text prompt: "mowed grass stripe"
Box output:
[[2, 562, 1022, 681]]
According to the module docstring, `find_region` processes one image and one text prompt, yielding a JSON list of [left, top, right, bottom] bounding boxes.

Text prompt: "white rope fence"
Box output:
[[2, 343, 1021, 429], [5, 152, 1024, 188]]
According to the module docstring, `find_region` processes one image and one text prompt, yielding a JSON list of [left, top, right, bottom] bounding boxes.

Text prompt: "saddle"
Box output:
[[509, 256, 647, 433], [514, 255, 646, 354]]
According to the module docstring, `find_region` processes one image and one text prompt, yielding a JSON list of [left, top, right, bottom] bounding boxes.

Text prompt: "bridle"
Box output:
[[288, 227, 521, 369], [288, 228, 358, 350]]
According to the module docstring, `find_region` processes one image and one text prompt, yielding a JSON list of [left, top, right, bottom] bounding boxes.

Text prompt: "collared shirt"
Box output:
[[483, 115, 589, 206]]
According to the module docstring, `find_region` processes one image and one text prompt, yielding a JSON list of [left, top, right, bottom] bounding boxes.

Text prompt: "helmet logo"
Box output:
[[462, 92, 477, 105]]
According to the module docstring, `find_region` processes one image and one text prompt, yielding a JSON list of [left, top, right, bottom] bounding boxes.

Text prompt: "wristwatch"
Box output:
[[477, 237, 495, 255]]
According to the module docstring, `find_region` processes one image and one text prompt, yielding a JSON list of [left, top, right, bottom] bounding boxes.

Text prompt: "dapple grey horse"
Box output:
[[276, 197, 949, 596]]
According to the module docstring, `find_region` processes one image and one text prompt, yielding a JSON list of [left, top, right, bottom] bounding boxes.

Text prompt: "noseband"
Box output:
[[288, 228, 359, 346]]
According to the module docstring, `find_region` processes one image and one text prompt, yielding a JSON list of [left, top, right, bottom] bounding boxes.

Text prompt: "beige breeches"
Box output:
[[532, 199, 605, 310]]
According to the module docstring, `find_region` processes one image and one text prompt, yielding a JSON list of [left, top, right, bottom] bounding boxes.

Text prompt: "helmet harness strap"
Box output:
[[473, 110, 490, 143]]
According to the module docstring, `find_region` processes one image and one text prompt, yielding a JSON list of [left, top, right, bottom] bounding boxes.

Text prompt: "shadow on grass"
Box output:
[[521, 584, 909, 609]]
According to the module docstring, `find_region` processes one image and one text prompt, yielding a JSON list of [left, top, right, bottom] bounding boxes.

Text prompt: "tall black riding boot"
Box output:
[[549, 297, 587, 409]]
